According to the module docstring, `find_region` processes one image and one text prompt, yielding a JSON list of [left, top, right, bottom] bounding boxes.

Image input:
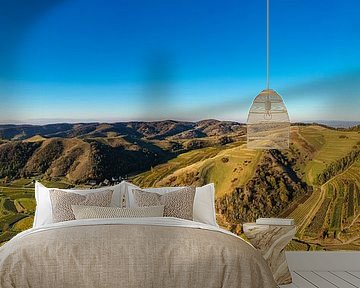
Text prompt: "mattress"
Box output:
[[0, 217, 276, 288]]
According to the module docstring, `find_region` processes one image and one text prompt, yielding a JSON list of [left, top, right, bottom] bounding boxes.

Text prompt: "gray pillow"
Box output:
[[49, 189, 113, 222], [71, 205, 164, 219], [132, 187, 196, 220]]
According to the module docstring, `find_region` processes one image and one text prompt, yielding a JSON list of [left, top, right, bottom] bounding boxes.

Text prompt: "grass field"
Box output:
[[133, 141, 262, 198], [15, 198, 36, 213], [12, 216, 34, 231], [300, 126, 359, 185]]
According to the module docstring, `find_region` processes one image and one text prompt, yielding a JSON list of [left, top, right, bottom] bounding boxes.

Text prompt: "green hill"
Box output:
[[133, 125, 360, 250]]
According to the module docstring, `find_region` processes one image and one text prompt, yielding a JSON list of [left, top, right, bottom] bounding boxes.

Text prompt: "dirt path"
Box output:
[[297, 185, 326, 237]]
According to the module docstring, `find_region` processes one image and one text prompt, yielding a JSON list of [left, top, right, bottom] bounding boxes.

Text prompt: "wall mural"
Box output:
[[0, 0, 359, 251]]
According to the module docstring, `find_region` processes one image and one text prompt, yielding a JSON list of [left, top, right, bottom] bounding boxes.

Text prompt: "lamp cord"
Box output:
[[266, 0, 270, 90]]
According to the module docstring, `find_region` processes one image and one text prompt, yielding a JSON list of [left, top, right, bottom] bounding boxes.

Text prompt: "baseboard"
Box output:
[[285, 251, 360, 271]]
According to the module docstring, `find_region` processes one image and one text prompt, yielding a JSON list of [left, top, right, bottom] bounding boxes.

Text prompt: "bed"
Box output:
[[0, 182, 276, 288]]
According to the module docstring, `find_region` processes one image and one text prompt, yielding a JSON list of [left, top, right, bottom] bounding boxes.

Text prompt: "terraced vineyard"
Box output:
[[306, 198, 331, 236], [0, 179, 71, 246], [0, 186, 34, 245], [289, 187, 323, 234], [299, 157, 360, 250]]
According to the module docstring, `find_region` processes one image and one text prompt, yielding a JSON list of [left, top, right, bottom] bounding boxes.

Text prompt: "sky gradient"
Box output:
[[0, 0, 359, 123]]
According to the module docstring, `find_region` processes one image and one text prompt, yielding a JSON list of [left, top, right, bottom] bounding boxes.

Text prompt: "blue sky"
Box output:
[[0, 0, 359, 123]]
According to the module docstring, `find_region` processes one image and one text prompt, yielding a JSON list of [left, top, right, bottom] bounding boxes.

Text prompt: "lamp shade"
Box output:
[[247, 89, 290, 149]]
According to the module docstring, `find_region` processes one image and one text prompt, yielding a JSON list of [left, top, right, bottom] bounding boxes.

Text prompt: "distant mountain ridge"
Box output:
[[0, 119, 245, 141], [1, 119, 359, 141], [305, 120, 360, 128], [0, 120, 246, 183]]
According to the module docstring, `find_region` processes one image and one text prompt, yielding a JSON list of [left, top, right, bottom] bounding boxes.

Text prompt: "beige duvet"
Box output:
[[0, 218, 276, 288]]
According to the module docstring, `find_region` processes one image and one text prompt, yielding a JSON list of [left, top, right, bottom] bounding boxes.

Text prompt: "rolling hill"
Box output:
[[0, 119, 245, 141], [0, 120, 246, 184], [132, 124, 360, 250], [0, 120, 359, 249]]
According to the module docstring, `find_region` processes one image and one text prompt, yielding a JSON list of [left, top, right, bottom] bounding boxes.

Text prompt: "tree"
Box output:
[[279, 182, 288, 202]]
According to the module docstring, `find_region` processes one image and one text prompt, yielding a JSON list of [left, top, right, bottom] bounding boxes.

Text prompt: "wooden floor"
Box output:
[[280, 271, 360, 288], [279, 252, 360, 288]]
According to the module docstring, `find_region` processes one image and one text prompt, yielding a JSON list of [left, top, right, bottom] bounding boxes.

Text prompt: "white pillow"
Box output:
[[124, 182, 217, 227], [193, 184, 217, 227], [33, 181, 126, 228]]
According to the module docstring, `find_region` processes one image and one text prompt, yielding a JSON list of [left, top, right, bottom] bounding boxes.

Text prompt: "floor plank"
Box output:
[[297, 271, 338, 288], [278, 283, 298, 288], [348, 271, 360, 279], [291, 272, 317, 288], [314, 271, 357, 288], [331, 271, 360, 287]]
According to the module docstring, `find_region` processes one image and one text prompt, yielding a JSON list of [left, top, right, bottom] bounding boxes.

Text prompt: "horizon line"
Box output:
[[0, 119, 359, 127]]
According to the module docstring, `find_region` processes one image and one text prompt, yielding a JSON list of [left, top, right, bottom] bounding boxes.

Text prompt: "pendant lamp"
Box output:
[[247, 0, 290, 150]]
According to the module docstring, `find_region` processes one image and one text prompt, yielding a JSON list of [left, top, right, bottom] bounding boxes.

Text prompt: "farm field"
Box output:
[[0, 179, 73, 246], [0, 178, 35, 246]]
